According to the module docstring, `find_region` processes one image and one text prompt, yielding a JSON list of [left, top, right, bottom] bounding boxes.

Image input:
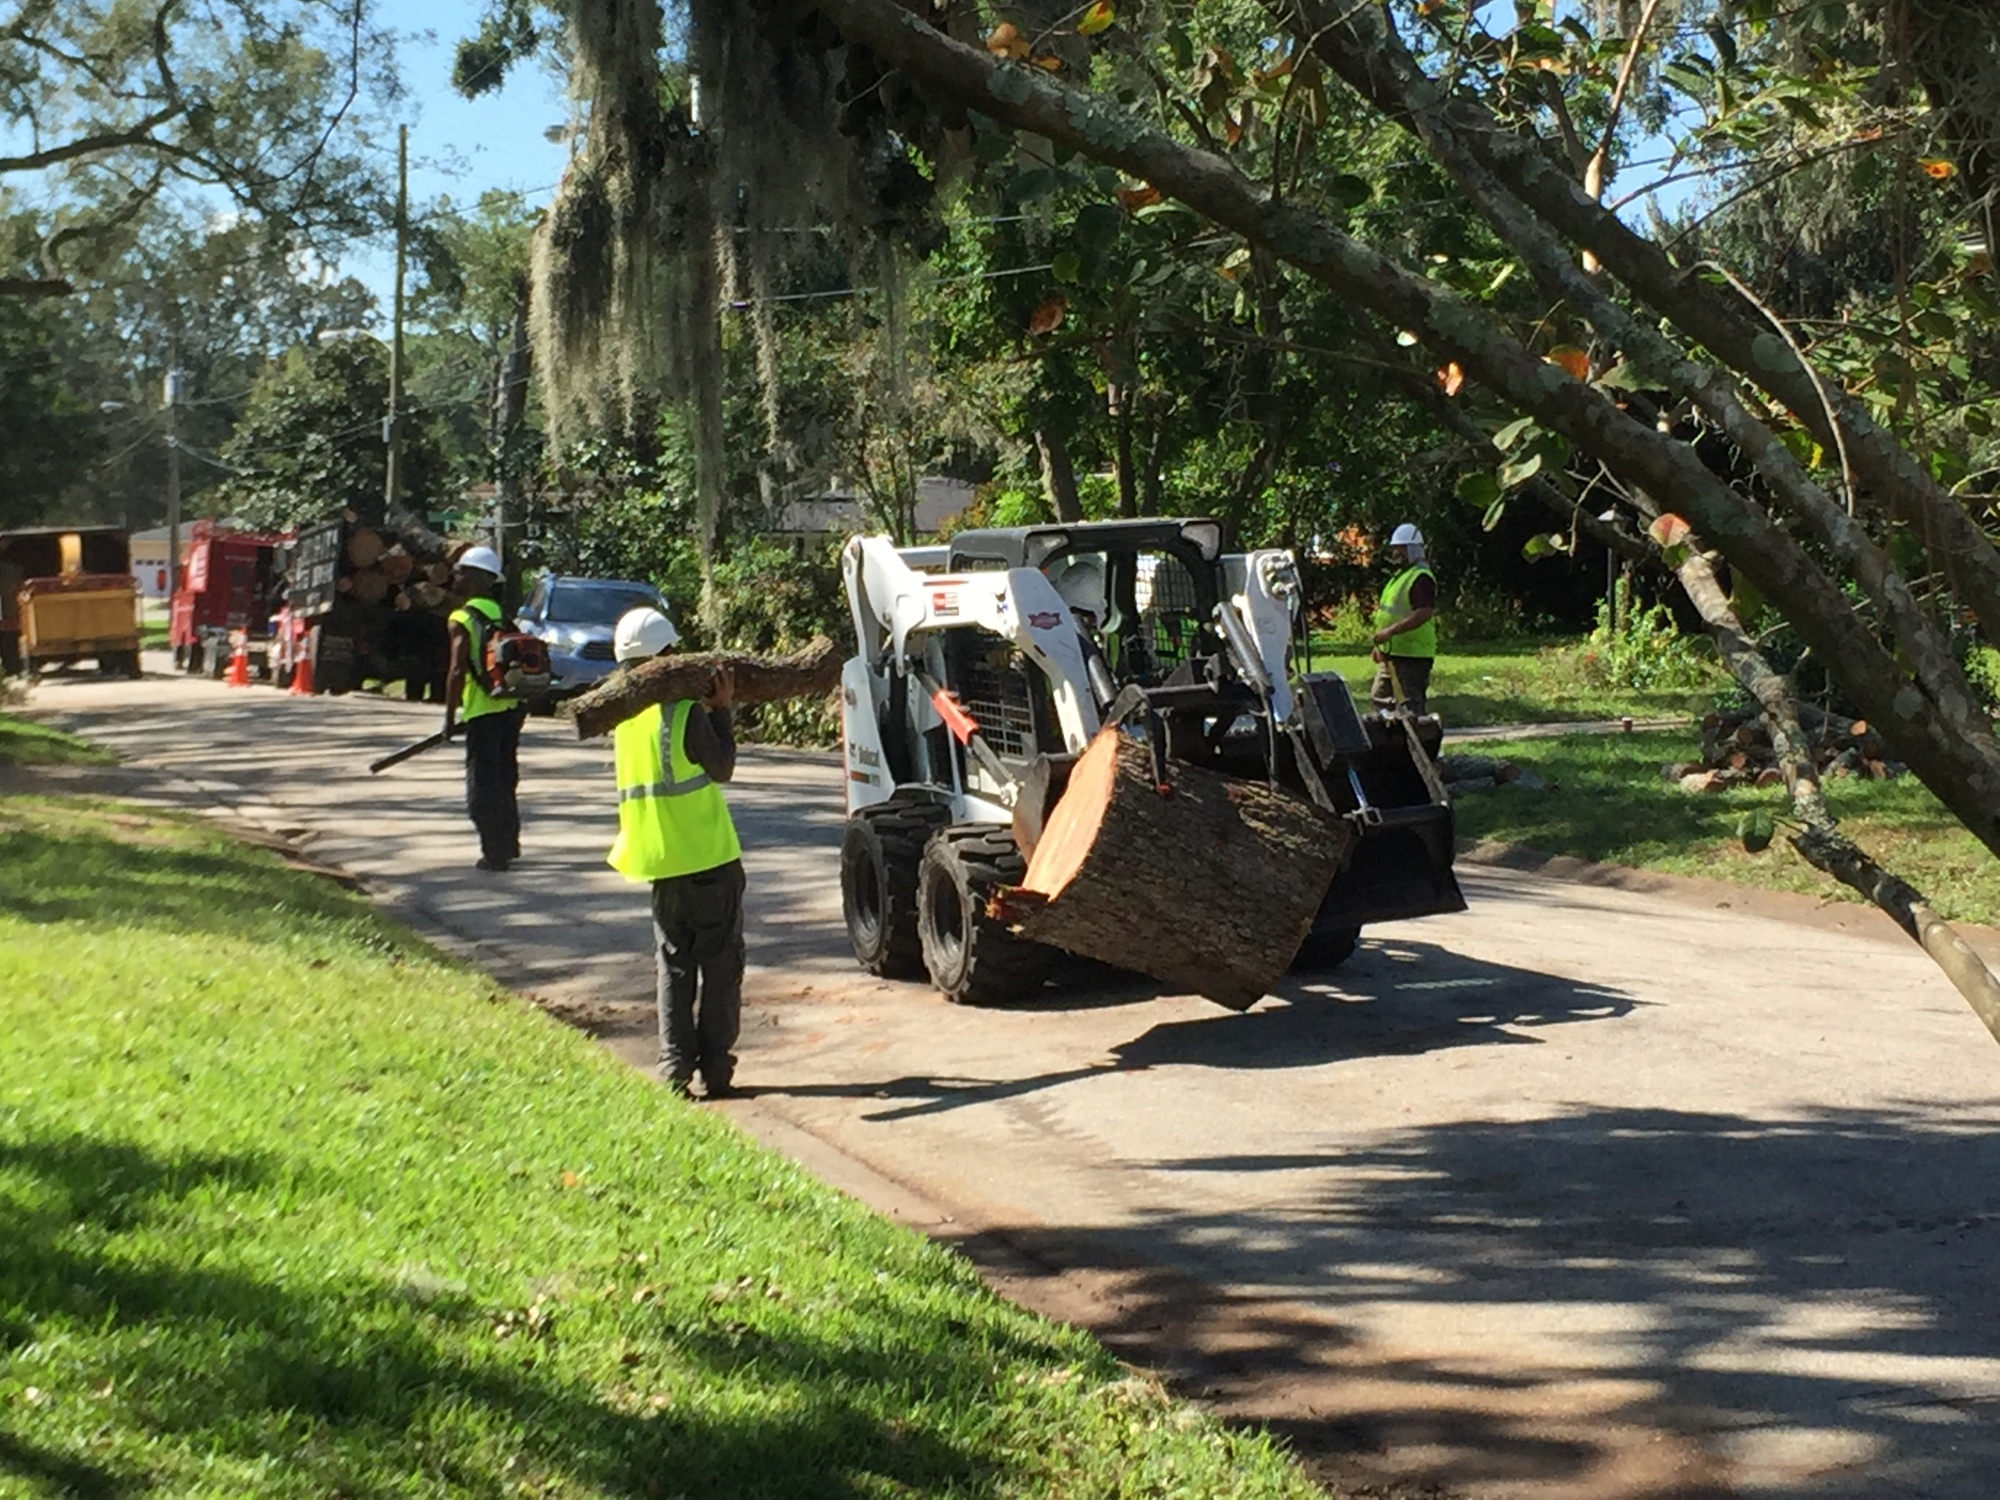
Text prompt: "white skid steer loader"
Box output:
[[838, 518, 1464, 1004]]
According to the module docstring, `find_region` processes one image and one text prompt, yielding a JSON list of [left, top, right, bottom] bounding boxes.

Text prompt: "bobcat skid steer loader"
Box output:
[[837, 518, 1464, 1004]]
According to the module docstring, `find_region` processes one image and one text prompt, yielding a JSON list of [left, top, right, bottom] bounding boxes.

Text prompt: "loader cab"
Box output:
[[946, 519, 1227, 688]]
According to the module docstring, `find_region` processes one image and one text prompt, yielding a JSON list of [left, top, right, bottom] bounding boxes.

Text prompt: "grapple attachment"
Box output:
[[1290, 672, 1466, 931]]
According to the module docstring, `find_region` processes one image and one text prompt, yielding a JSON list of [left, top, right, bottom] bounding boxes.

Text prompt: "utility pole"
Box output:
[[164, 361, 183, 598], [384, 123, 408, 520]]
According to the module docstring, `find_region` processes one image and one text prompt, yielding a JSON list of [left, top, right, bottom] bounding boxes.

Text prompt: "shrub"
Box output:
[[1580, 578, 1720, 692]]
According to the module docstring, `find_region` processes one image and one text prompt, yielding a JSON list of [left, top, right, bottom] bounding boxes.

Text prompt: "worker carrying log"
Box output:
[[607, 607, 746, 1102], [1370, 522, 1439, 717], [444, 546, 526, 871]]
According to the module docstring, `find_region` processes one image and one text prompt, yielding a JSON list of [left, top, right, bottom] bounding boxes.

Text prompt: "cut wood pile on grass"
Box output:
[[0, 786, 1323, 1499], [1437, 752, 1549, 796], [1666, 705, 1906, 794]]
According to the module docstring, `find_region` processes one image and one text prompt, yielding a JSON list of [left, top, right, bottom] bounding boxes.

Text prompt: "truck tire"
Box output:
[[917, 826, 1055, 1005], [1293, 923, 1360, 973], [841, 801, 950, 979]]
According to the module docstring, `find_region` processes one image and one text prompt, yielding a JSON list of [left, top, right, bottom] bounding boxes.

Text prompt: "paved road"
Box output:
[[20, 663, 2000, 1500]]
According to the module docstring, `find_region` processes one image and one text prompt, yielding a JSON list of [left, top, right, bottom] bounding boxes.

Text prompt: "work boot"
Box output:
[[475, 855, 511, 872]]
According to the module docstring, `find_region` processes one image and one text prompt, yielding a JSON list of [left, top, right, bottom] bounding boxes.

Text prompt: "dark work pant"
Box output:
[[1370, 655, 1434, 717], [463, 708, 524, 862], [651, 860, 746, 1088]]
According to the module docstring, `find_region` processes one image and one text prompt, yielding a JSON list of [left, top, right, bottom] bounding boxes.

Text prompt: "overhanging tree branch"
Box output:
[[808, 0, 2000, 860]]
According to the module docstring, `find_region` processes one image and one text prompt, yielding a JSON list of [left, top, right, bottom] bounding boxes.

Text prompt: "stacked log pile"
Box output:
[[1666, 705, 1905, 793], [332, 525, 459, 617]]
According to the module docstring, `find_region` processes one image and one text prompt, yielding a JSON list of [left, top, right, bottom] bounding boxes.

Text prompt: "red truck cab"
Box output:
[[169, 521, 288, 677]]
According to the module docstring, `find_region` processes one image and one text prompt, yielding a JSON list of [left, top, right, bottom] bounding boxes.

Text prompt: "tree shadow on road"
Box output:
[[1031, 1101, 2000, 1499], [765, 939, 1637, 1121]]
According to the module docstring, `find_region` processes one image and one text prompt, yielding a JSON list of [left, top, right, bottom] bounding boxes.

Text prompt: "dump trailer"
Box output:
[[835, 518, 1464, 1006], [170, 520, 287, 678], [0, 526, 140, 677]]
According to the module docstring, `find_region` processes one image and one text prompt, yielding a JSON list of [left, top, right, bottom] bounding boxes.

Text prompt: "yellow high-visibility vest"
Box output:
[[1373, 565, 1438, 658], [608, 699, 742, 881], [450, 597, 512, 721]]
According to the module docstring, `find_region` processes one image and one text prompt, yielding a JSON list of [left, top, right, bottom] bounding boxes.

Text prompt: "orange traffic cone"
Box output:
[[288, 640, 315, 696], [225, 637, 251, 687]]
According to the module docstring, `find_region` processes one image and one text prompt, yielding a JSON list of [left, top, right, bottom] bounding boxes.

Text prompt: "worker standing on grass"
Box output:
[[443, 546, 525, 872], [607, 607, 746, 1101], [1370, 523, 1438, 717]]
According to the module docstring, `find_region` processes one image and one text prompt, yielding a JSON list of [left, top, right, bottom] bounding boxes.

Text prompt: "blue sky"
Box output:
[[339, 0, 572, 320]]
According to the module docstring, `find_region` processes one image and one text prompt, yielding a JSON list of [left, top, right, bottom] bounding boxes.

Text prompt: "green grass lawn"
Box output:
[[0, 712, 115, 767], [1451, 729, 2000, 926], [0, 794, 1320, 1499], [1308, 636, 1724, 727]]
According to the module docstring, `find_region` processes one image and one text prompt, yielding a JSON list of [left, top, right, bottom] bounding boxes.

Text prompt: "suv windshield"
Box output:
[[546, 582, 659, 628]]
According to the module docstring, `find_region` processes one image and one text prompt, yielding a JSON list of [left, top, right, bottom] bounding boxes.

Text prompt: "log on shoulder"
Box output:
[[995, 728, 1354, 1011], [566, 634, 844, 739]]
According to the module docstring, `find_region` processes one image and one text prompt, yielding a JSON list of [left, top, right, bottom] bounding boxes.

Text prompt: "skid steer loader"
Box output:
[[837, 518, 1465, 1004]]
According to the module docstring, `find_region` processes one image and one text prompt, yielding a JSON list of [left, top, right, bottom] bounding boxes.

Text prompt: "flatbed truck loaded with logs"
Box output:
[[280, 516, 461, 698]]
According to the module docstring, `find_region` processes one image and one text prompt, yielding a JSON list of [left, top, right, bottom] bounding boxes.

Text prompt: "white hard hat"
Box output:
[[1389, 524, 1423, 548], [1053, 557, 1107, 620], [457, 544, 503, 577], [613, 606, 680, 662]]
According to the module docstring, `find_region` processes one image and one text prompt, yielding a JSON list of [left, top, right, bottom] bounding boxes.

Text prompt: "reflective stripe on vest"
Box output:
[[450, 596, 511, 721], [607, 699, 742, 882], [1373, 565, 1437, 659]]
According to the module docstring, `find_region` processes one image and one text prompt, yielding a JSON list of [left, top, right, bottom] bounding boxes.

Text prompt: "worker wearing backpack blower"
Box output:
[[444, 545, 550, 872], [607, 606, 745, 1100]]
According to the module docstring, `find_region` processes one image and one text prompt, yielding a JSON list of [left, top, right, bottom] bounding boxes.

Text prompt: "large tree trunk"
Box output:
[[815, 0, 2000, 860], [1036, 428, 1084, 523], [996, 728, 1353, 1010], [566, 635, 843, 739]]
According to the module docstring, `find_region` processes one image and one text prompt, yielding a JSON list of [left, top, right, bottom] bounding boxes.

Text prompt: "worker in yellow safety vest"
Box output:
[[608, 606, 745, 1099], [444, 545, 525, 871], [1370, 523, 1439, 716]]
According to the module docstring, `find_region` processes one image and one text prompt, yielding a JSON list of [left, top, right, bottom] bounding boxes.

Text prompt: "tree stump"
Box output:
[[995, 729, 1354, 1010], [566, 635, 844, 739]]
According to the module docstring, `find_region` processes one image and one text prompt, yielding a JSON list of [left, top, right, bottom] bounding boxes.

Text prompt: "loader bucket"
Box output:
[[1292, 673, 1467, 930]]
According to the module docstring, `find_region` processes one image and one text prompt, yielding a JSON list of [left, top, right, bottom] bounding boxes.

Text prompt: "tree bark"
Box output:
[[996, 728, 1353, 1009], [1035, 428, 1084, 522], [812, 0, 2000, 859], [566, 635, 843, 739], [1675, 547, 2000, 1046]]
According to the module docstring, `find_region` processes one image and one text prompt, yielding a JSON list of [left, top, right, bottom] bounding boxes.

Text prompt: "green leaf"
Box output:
[[1050, 251, 1082, 284], [1594, 362, 1640, 391], [1481, 494, 1509, 532], [1493, 415, 1535, 450], [1498, 451, 1543, 488], [1164, 25, 1193, 69], [1737, 809, 1775, 855], [1522, 533, 1567, 561], [1456, 471, 1502, 508]]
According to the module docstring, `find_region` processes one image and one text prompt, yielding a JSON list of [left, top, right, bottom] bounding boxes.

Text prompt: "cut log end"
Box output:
[[1001, 729, 1352, 1009]]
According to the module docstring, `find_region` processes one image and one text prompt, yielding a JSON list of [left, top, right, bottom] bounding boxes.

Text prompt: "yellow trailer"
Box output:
[[1, 527, 140, 677]]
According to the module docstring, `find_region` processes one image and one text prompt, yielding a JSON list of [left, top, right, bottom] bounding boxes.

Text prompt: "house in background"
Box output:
[[768, 477, 975, 542], [130, 524, 193, 601]]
